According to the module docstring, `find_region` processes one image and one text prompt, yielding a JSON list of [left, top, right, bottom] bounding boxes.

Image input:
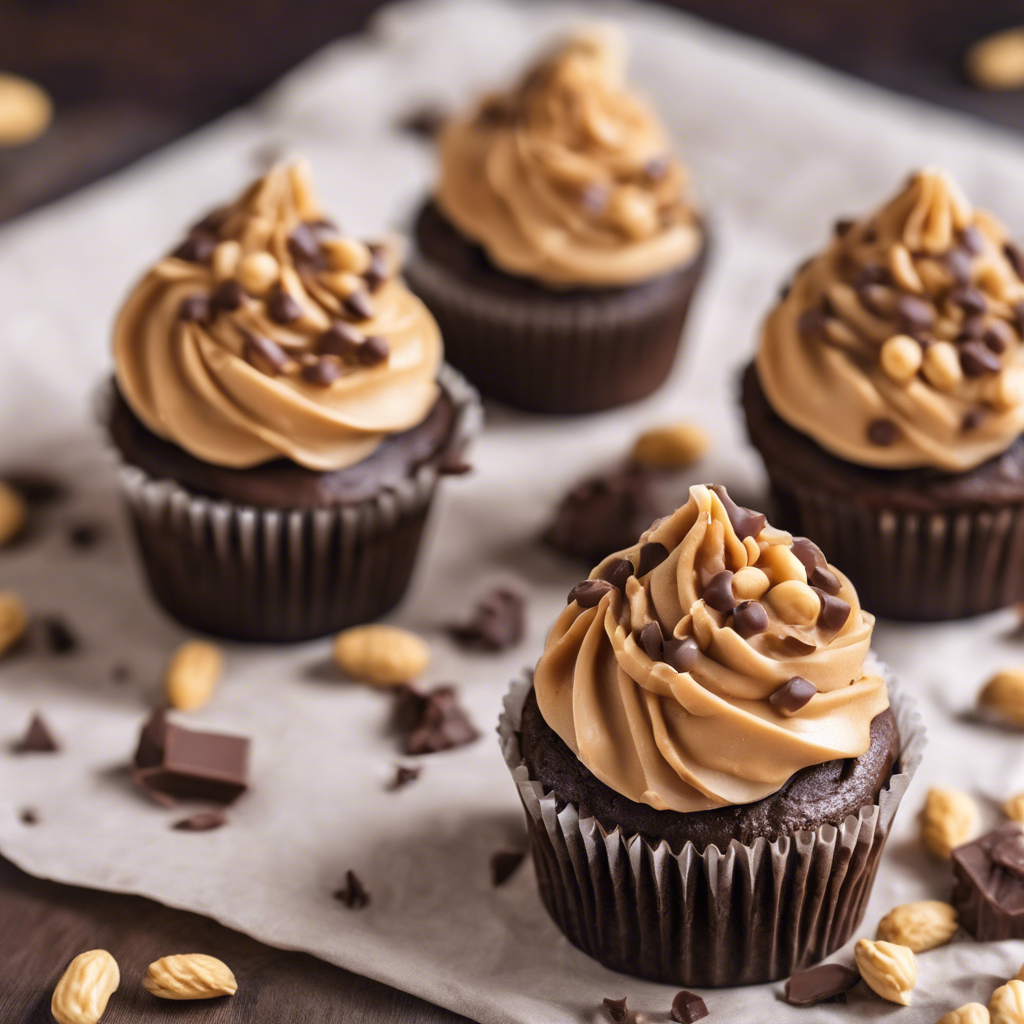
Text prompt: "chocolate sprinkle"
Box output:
[[709, 484, 767, 540], [450, 587, 525, 651], [301, 356, 343, 387], [343, 290, 374, 321], [636, 541, 669, 577], [602, 997, 632, 1023], [569, 579, 614, 608], [266, 285, 302, 325], [601, 558, 634, 591], [961, 340, 1002, 377], [41, 617, 77, 654], [393, 685, 479, 755], [491, 849, 525, 887], [318, 321, 364, 357], [334, 870, 370, 909], [808, 564, 841, 595], [867, 418, 900, 446], [784, 963, 860, 1006], [242, 331, 288, 377], [732, 600, 768, 638], [12, 713, 59, 753], [703, 570, 736, 614], [770, 676, 817, 715], [670, 990, 709, 1023], [663, 636, 700, 673], [357, 336, 390, 366], [173, 810, 228, 832], [387, 765, 421, 791], [178, 294, 211, 323], [640, 621, 664, 660], [815, 589, 852, 631], [211, 279, 244, 313]]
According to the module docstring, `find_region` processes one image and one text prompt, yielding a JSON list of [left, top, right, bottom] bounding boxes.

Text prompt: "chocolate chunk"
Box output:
[[266, 285, 302, 325], [387, 765, 421, 791], [132, 710, 250, 804], [963, 407, 987, 432], [491, 849, 525, 887], [172, 231, 216, 263], [953, 823, 1024, 939], [178, 294, 211, 324], [961, 224, 985, 255], [602, 997, 633, 1023], [769, 676, 817, 716], [397, 103, 449, 140], [1006, 242, 1024, 281], [12, 713, 59, 753], [173, 810, 228, 831], [897, 294, 935, 333], [709, 484, 767, 539], [703, 570, 736, 614], [364, 244, 391, 292], [640, 621, 664, 660], [301, 356, 342, 387], [450, 587, 525, 651], [784, 963, 860, 1006], [636, 541, 669, 577], [357, 336, 390, 366], [950, 285, 987, 316], [19, 808, 38, 825], [211, 279, 244, 313], [242, 330, 288, 377], [569, 579, 614, 608], [670, 990, 709, 1023], [945, 247, 973, 285], [393, 685, 478, 755], [343, 290, 374, 321], [985, 320, 1015, 354], [867, 418, 900, 446], [814, 590, 852, 631], [318, 321, 364, 357], [334, 869, 370, 909], [41, 616, 77, 654], [960, 339, 1002, 377], [68, 521, 103, 549], [808, 564, 841, 595], [602, 558, 634, 591], [790, 536, 826, 571], [732, 600, 768, 638], [663, 636, 700, 673], [288, 223, 321, 264]]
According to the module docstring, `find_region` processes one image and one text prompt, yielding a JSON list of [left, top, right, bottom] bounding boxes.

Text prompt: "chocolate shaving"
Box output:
[[784, 963, 860, 1006], [387, 765, 422, 791], [636, 541, 669, 577], [709, 484, 766, 539], [671, 990, 709, 1022], [450, 587, 525, 651], [12, 713, 59, 753], [334, 870, 370, 909], [393, 685, 478, 755], [491, 849, 525, 887], [173, 810, 228, 832], [364, 245, 390, 292], [985, 320, 1015, 354], [769, 676, 817, 715], [568, 579, 614, 608]]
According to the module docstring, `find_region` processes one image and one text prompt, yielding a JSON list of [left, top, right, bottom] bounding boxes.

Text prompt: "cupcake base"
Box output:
[[499, 670, 923, 988], [742, 364, 1024, 620], [406, 202, 708, 414]]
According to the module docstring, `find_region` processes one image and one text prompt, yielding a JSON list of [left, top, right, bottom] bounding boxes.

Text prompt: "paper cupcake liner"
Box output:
[[101, 364, 483, 642], [405, 243, 707, 415], [767, 478, 1024, 620], [498, 665, 924, 987]]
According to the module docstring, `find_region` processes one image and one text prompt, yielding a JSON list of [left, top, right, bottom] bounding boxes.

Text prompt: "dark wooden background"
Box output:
[[4, 1, 1024, 1020]]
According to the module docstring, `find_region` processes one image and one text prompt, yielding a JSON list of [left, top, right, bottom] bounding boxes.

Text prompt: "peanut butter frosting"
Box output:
[[534, 484, 889, 813], [434, 29, 702, 288], [114, 162, 442, 472], [758, 169, 1024, 472]]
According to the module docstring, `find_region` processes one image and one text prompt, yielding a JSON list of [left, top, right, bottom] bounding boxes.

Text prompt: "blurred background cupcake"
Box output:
[[500, 483, 922, 987], [406, 28, 708, 414], [744, 169, 1024, 620], [106, 160, 481, 642]]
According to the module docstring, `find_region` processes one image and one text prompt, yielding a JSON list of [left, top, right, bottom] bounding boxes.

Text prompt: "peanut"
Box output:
[[991, 980, 1024, 1024], [165, 640, 224, 711], [333, 624, 429, 686], [855, 938, 917, 1006], [876, 900, 958, 952], [921, 787, 979, 859], [51, 950, 119, 1024], [980, 669, 1024, 728], [143, 953, 237, 1001], [630, 423, 709, 469]]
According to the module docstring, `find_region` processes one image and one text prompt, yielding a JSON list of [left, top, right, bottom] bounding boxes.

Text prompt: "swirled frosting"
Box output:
[[435, 29, 701, 288], [114, 162, 442, 471], [758, 169, 1024, 472], [534, 484, 889, 813]]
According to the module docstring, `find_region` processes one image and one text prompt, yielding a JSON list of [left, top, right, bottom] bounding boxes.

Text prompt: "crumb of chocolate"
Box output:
[[334, 870, 370, 909]]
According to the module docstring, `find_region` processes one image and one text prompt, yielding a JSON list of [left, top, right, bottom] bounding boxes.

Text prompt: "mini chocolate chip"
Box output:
[[897, 294, 935, 333], [814, 589, 852, 631], [242, 331, 288, 377], [833, 218, 854, 236], [944, 247, 973, 285], [301, 356, 342, 386], [963, 407, 987, 432], [568, 579, 614, 608], [1006, 242, 1024, 280], [985, 320, 1015, 354], [732, 600, 768, 638], [491, 849, 525, 887], [266, 285, 302, 324], [41, 617, 78, 655], [178, 294, 211, 323], [640, 621, 664, 660], [602, 558, 634, 591], [992, 833, 1024, 877], [797, 309, 827, 340], [211, 279, 244, 313], [636, 541, 669, 577], [950, 285, 987, 316], [961, 340, 1002, 377], [344, 290, 374, 321], [173, 810, 227, 831], [808, 564, 841, 595], [769, 676, 817, 715], [663, 636, 700, 673], [364, 245, 390, 292], [318, 321, 364, 357], [334, 870, 370, 909], [867, 418, 900, 446], [388, 765, 422, 790], [581, 183, 609, 214], [19, 808, 38, 826], [357, 336, 390, 366], [960, 224, 985, 255], [602, 997, 631, 1023], [703, 570, 736, 614], [709, 484, 767, 540], [288, 223, 321, 264], [791, 536, 827, 571], [172, 231, 216, 263], [670, 990, 709, 1023]]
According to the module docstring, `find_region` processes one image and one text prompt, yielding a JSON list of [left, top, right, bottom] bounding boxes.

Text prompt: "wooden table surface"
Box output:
[[4, 1, 1024, 1020]]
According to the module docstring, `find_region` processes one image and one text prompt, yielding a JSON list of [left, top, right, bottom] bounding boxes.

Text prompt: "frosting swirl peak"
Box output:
[[114, 162, 442, 471], [534, 484, 888, 812], [435, 29, 701, 288]]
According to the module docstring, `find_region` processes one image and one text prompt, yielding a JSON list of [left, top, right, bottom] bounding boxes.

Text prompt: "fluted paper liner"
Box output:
[[498, 663, 924, 987], [100, 363, 482, 642]]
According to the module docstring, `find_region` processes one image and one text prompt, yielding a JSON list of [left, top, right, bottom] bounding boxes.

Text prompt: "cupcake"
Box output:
[[745, 169, 1024, 619], [107, 161, 481, 642], [499, 484, 922, 987], [406, 30, 707, 413]]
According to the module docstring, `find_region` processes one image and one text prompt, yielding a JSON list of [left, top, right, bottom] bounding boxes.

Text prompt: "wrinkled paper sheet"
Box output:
[[3, 1, 1024, 1020]]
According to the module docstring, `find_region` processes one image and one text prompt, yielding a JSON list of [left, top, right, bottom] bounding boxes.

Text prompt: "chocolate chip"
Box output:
[[172, 231, 216, 263], [68, 521, 103, 549], [808, 564, 841, 595], [242, 331, 288, 377], [963, 407, 987, 432], [732, 600, 768, 638], [601, 558, 634, 591], [387, 765, 421, 791], [961, 340, 1002, 377], [769, 676, 817, 715], [19, 808, 38, 826], [397, 103, 448, 140], [344, 290, 374, 321], [364, 244, 390, 292], [393, 685, 478, 755], [636, 541, 669, 577], [857, 283, 892, 317], [640, 621, 664, 660], [703, 570, 736, 614], [568, 579, 614, 608], [985, 320, 1016, 354], [173, 810, 228, 831], [334, 870, 370, 909], [814, 589, 852, 631], [318, 321, 364, 357], [855, 263, 890, 287], [897, 294, 935, 334], [602, 997, 632, 1023], [867, 418, 900, 446], [211, 279, 244, 313], [357, 336, 389, 366], [709, 484, 767, 539], [784, 963, 860, 1006], [1006, 242, 1024, 280], [670, 990, 709, 1023], [450, 588, 525, 651], [663, 636, 700, 673], [288, 223, 321, 264], [266, 285, 302, 324], [833, 218, 854, 236], [491, 849, 525, 887], [178, 294, 211, 323], [12, 713, 59, 753], [41, 617, 77, 654], [960, 224, 985, 255], [950, 285, 987, 316], [790, 536, 826, 572], [301, 356, 342, 386], [944, 247, 973, 285]]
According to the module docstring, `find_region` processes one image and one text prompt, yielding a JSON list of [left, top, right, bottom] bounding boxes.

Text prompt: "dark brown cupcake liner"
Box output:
[[101, 364, 482, 642], [498, 665, 924, 988], [405, 242, 707, 415]]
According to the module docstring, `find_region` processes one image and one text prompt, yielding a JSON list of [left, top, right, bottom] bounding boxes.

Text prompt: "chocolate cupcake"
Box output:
[[406, 30, 707, 413], [106, 161, 481, 642], [499, 484, 923, 987], [745, 169, 1024, 619]]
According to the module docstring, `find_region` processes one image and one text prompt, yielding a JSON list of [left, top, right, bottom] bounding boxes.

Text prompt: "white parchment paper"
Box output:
[[4, 1, 1024, 1020]]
